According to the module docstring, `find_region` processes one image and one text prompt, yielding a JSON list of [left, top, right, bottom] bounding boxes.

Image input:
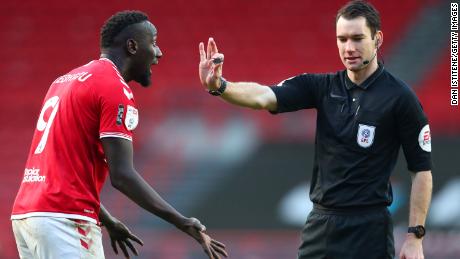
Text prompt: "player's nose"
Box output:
[[155, 46, 163, 59]]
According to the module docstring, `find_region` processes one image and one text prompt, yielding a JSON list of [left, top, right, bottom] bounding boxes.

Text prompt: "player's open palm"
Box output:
[[180, 217, 228, 259], [199, 37, 224, 91]]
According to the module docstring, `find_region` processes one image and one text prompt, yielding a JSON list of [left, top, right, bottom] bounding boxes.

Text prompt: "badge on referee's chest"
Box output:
[[357, 124, 376, 148]]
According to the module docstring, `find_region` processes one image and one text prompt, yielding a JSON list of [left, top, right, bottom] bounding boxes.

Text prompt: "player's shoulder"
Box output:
[[77, 59, 129, 91], [78, 59, 120, 82], [52, 59, 119, 86]]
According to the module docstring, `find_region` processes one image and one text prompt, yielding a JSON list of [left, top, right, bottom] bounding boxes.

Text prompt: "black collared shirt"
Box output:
[[270, 63, 432, 208]]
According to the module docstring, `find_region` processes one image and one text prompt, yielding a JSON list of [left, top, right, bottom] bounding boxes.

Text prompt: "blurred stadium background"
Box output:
[[0, 0, 458, 258]]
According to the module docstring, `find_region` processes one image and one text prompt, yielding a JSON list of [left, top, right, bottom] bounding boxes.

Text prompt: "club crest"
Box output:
[[357, 124, 376, 148], [124, 105, 138, 131]]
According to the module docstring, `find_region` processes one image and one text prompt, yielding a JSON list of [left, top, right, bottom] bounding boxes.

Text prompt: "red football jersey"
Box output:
[[11, 58, 138, 223]]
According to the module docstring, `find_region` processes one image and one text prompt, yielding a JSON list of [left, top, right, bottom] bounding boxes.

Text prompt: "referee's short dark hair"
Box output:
[[100, 10, 149, 49], [336, 0, 381, 39]]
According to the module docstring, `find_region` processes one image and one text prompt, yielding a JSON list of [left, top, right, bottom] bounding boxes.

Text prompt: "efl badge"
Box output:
[[125, 105, 138, 131], [357, 124, 376, 148], [418, 124, 431, 152]]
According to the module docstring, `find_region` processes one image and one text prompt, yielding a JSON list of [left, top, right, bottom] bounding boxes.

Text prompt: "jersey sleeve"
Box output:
[[395, 87, 432, 172], [94, 77, 137, 141], [269, 73, 326, 113]]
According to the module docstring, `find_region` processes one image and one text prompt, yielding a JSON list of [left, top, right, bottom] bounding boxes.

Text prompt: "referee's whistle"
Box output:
[[212, 57, 223, 64]]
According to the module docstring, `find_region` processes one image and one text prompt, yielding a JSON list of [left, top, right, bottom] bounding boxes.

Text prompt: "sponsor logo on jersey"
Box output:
[[357, 124, 376, 148], [125, 105, 138, 131], [23, 168, 46, 183], [418, 124, 431, 152]]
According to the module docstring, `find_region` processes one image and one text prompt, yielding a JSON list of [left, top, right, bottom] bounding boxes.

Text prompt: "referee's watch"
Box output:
[[408, 225, 426, 238], [208, 77, 227, 96]]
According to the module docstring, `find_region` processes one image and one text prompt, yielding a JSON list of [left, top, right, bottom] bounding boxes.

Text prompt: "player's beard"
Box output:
[[138, 72, 152, 87]]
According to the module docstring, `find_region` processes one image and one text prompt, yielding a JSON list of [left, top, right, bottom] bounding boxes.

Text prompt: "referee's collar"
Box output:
[[344, 62, 384, 90]]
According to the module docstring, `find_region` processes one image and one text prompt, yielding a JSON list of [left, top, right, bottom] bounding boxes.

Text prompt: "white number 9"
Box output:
[[34, 96, 60, 154]]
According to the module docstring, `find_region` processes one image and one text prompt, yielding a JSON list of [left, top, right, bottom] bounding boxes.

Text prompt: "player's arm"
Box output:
[[99, 204, 144, 258], [101, 137, 227, 259], [198, 38, 277, 111], [99, 204, 117, 226]]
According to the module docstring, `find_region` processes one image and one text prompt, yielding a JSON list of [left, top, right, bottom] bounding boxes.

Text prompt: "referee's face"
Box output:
[[336, 16, 377, 72]]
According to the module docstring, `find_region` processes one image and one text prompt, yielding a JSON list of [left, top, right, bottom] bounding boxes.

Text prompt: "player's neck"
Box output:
[[100, 52, 129, 81], [347, 60, 379, 85]]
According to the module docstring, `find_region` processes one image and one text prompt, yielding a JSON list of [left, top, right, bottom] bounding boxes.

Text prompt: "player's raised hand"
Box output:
[[179, 217, 228, 259], [199, 37, 225, 91]]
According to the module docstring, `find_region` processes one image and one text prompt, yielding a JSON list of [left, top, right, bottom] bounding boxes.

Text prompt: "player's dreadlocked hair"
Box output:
[[100, 10, 149, 49], [336, 0, 381, 39]]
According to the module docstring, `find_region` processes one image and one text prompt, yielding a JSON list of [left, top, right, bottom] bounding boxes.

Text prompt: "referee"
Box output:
[[198, 1, 432, 259]]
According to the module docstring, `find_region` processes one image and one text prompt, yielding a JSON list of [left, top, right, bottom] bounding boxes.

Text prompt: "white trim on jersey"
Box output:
[[11, 212, 97, 224], [100, 132, 132, 141]]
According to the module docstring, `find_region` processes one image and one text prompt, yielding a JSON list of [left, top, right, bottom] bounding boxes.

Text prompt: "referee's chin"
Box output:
[[346, 64, 367, 72]]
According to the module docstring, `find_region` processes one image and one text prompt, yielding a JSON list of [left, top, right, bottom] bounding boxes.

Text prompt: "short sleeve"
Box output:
[[95, 78, 137, 141], [270, 73, 326, 113], [395, 87, 432, 172]]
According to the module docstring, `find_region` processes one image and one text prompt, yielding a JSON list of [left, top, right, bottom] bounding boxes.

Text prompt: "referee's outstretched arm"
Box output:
[[199, 38, 278, 112]]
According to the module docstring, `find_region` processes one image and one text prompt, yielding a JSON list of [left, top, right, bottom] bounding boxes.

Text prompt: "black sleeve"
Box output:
[[269, 73, 327, 113], [395, 87, 432, 173]]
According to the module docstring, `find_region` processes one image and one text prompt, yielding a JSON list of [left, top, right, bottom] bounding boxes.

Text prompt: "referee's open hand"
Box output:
[[199, 37, 225, 91]]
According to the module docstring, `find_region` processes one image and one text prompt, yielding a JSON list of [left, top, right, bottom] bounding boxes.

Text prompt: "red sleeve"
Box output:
[[94, 76, 138, 141]]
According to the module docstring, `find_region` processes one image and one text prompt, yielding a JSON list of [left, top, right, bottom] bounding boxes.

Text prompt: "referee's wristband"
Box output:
[[208, 77, 227, 96]]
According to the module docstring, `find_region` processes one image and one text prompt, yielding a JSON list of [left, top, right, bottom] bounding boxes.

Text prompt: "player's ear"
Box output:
[[126, 39, 138, 55]]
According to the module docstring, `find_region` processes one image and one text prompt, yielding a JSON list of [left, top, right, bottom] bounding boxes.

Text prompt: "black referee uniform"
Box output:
[[270, 63, 432, 259]]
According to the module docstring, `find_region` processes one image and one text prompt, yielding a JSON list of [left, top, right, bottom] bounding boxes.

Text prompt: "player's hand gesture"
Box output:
[[179, 217, 228, 259], [199, 37, 225, 91], [104, 217, 144, 258]]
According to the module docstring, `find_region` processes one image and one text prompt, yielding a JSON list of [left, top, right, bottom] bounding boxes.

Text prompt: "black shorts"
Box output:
[[298, 205, 394, 259]]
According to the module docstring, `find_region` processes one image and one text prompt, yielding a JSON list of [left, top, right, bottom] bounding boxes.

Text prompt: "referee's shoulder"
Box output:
[[383, 70, 423, 113], [382, 70, 415, 96]]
